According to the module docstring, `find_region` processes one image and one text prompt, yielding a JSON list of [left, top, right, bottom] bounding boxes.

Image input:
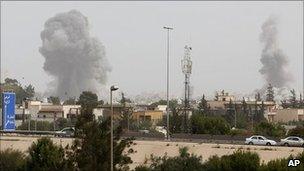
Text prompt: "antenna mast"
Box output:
[[181, 45, 192, 132]]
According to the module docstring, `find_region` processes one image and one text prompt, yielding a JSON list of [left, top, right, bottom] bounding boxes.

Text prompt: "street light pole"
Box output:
[[163, 26, 173, 140], [110, 85, 118, 171]]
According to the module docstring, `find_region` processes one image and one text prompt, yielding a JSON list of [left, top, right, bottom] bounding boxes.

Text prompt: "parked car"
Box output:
[[279, 136, 304, 147], [155, 126, 167, 137], [55, 127, 75, 137], [139, 129, 150, 134], [245, 135, 277, 146]]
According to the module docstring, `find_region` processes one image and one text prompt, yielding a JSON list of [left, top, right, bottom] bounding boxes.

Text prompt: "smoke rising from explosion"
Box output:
[[39, 10, 111, 99], [258, 16, 293, 96], [259, 17, 293, 88]]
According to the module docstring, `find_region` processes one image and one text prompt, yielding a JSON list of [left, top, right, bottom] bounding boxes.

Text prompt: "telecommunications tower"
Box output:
[[181, 45, 192, 132]]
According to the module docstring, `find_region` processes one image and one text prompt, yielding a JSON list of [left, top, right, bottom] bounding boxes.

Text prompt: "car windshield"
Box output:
[[62, 128, 73, 132], [258, 136, 266, 140]]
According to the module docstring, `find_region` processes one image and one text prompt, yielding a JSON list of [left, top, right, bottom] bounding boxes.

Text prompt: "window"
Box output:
[[292, 138, 299, 141], [252, 137, 257, 140], [258, 137, 264, 140]]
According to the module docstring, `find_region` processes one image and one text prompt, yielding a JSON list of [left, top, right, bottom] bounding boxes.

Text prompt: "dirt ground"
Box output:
[[1, 136, 303, 170]]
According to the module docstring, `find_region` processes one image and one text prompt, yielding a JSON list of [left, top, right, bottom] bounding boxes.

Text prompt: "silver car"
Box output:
[[245, 135, 277, 146], [279, 136, 304, 147], [55, 127, 75, 137]]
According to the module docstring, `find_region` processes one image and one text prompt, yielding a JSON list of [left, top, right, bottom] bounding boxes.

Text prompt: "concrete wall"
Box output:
[[274, 109, 304, 123], [133, 110, 163, 125], [62, 105, 81, 118]]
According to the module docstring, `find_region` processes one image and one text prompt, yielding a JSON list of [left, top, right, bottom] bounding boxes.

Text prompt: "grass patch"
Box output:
[[260, 147, 276, 151]]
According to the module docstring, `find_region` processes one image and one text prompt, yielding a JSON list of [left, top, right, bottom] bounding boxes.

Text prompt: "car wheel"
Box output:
[[284, 143, 289, 147], [249, 142, 253, 145], [266, 142, 271, 146]]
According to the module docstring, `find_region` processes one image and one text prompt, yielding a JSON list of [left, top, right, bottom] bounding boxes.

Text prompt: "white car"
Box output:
[[139, 129, 150, 134], [279, 136, 304, 147], [245, 135, 277, 146]]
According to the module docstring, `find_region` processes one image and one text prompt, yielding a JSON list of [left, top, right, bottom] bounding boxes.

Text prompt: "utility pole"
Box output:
[[234, 103, 237, 128], [110, 85, 118, 171], [163, 26, 173, 140]]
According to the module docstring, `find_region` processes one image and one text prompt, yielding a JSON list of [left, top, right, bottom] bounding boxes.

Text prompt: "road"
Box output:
[[1, 135, 303, 169]]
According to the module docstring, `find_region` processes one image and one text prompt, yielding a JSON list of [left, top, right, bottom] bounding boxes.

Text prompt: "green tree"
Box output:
[[24, 84, 35, 99], [169, 106, 182, 133], [254, 122, 286, 137], [0, 149, 26, 171], [75, 91, 99, 130], [289, 89, 297, 108], [198, 94, 210, 116], [288, 126, 304, 138], [299, 94, 304, 108], [225, 99, 235, 127], [241, 97, 248, 117], [255, 101, 266, 123], [63, 97, 76, 105], [67, 118, 134, 171], [152, 99, 181, 133], [280, 99, 289, 109], [266, 84, 274, 102], [255, 92, 262, 101], [26, 137, 67, 171], [214, 92, 219, 101], [119, 92, 133, 131], [191, 114, 230, 135], [0, 77, 36, 105], [48, 96, 61, 105], [55, 118, 71, 130]]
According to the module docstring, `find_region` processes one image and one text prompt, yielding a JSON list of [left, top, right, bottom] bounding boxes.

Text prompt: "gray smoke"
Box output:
[[39, 10, 111, 99], [259, 16, 293, 89]]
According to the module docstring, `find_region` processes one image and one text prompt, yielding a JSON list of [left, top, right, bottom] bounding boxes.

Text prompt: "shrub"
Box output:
[[254, 122, 286, 137], [17, 120, 53, 131], [0, 148, 26, 171], [203, 150, 260, 171], [26, 137, 67, 170], [260, 151, 304, 171], [191, 114, 230, 135], [135, 147, 204, 171], [288, 126, 304, 138], [134, 165, 151, 171], [229, 129, 252, 136]]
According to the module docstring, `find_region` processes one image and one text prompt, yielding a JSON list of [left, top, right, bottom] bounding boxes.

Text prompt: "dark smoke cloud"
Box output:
[[259, 16, 293, 89], [39, 10, 111, 99]]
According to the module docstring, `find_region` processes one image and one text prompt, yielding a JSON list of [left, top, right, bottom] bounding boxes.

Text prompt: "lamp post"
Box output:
[[163, 26, 173, 140], [110, 85, 119, 171]]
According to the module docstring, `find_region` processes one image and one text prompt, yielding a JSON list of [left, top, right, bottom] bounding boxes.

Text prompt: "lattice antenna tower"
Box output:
[[181, 45, 192, 132]]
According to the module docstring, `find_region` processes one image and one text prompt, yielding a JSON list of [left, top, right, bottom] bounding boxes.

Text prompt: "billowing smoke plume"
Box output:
[[39, 10, 111, 99], [259, 16, 293, 89]]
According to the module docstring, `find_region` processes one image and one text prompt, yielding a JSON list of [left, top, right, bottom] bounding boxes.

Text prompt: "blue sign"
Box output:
[[2, 92, 16, 130]]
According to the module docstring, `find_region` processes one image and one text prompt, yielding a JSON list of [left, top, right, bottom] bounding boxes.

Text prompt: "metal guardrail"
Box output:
[[0, 130, 282, 145], [0, 130, 56, 136]]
